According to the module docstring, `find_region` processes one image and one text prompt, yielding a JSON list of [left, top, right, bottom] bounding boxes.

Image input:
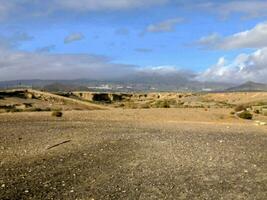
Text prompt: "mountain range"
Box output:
[[0, 75, 266, 92]]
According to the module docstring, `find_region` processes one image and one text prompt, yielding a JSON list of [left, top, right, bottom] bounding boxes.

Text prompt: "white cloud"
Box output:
[[64, 33, 85, 44], [145, 17, 184, 33], [197, 33, 220, 48], [196, 48, 267, 83], [197, 22, 267, 50]]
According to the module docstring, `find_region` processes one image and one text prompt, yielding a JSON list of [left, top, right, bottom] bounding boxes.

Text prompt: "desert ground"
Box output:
[[0, 90, 267, 199]]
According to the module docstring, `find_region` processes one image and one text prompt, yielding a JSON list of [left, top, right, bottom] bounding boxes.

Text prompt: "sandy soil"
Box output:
[[0, 109, 267, 199], [203, 92, 267, 105]]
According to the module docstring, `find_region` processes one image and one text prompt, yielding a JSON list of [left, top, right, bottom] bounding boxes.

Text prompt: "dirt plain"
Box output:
[[0, 108, 267, 200]]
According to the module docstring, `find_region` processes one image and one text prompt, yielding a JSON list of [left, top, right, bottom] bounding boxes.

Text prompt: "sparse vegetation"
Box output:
[[125, 102, 138, 109], [7, 108, 23, 113], [237, 111, 253, 120], [140, 103, 150, 109], [27, 107, 52, 112], [154, 100, 171, 108]]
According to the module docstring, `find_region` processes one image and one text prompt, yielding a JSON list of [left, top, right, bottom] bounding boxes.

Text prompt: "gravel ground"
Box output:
[[0, 110, 267, 200]]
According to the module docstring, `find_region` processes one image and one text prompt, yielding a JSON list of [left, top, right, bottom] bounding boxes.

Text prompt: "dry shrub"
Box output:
[[254, 110, 260, 114], [154, 100, 171, 108], [237, 111, 253, 120]]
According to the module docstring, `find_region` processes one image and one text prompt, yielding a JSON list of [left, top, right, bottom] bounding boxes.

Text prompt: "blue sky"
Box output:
[[0, 0, 267, 82]]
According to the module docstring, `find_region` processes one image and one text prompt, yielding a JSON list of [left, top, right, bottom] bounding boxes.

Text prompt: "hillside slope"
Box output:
[[226, 81, 267, 92]]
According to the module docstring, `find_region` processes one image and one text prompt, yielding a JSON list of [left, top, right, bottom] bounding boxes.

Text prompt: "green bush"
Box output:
[[237, 111, 253, 120], [52, 111, 63, 117], [163, 101, 171, 108]]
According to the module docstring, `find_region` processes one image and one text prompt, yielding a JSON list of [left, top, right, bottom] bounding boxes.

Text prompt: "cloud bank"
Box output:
[[0, 47, 136, 81], [0, 0, 169, 22], [197, 22, 267, 50], [195, 0, 267, 19]]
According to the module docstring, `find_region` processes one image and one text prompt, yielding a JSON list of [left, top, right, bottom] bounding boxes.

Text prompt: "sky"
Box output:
[[0, 0, 267, 83]]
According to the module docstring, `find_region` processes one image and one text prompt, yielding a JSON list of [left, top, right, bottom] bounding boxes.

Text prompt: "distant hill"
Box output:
[[42, 83, 89, 92], [0, 78, 234, 92], [226, 81, 267, 92]]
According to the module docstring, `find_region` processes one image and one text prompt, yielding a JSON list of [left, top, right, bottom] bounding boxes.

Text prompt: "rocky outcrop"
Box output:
[[72, 92, 133, 102]]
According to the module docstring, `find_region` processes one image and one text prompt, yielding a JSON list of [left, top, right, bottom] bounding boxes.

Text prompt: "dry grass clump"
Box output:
[[234, 104, 247, 112], [51, 111, 63, 117], [140, 103, 150, 109]]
